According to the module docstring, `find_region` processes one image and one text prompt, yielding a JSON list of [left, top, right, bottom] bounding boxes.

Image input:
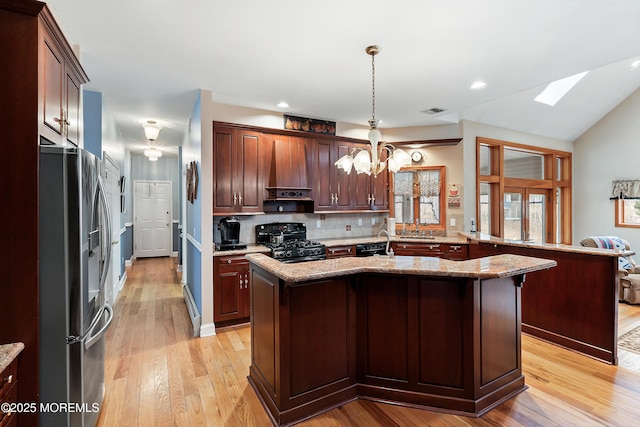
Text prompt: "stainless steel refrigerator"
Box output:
[[39, 145, 114, 426]]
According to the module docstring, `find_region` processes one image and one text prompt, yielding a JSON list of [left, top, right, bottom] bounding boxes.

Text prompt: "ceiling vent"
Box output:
[[422, 107, 447, 115]]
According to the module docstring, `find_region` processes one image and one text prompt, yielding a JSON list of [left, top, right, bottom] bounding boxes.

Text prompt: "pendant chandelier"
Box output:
[[142, 120, 163, 161], [335, 45, 411, 177]]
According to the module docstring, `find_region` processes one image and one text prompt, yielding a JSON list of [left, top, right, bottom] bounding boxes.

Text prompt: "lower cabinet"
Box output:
[[214, 255, 250, 324], [392, 242, 468, 260], [0, 357, 18, 427]]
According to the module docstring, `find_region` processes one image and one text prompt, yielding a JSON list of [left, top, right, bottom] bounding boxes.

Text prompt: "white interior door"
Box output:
[[134, 181, 172, 258], [103, 154, 120, 305]]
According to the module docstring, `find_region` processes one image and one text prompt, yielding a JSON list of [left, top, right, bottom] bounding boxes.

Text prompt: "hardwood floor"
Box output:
[[97, 257, 640, 426]]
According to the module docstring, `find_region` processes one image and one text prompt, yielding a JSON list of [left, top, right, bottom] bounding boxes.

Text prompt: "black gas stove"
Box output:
[[256, 222, 326, 263]]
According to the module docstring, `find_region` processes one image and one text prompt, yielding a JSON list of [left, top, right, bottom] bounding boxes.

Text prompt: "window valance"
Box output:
[[610, 180, 640, 199]]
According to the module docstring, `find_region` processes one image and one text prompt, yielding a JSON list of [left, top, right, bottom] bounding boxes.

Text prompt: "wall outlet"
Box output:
[[450, 218, 456, 226], [371, 217, 376, 225], [316, 220, 321, 228], [358, 218, 363, 226]]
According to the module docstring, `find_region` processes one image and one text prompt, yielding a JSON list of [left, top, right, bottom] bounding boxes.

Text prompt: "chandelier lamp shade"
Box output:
[[143, 120, 162, 141], [334, 45, 412, 177]]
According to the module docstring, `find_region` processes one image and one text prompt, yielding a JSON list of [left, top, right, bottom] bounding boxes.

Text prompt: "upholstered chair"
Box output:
[[579, 236, 640, 304]]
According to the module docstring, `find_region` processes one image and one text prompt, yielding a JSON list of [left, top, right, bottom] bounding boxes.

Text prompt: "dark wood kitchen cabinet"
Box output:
[[0, 2, 89, 424], [392, 242, 468, 260], [214, 255, 251, 324], [0, 356, 19, 427], [41, 30, 84, 146], [313, 139, 389, 212], [213, 125, 266, 214]]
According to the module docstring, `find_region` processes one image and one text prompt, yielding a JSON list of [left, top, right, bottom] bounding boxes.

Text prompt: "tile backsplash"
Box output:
[[213, 212, 390, 244]]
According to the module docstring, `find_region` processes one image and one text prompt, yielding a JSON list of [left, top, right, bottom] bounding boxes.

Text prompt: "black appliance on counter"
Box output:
[[216, 216, 247, 251], [355, 242, 387, 256], [256, 222, 326, 263]]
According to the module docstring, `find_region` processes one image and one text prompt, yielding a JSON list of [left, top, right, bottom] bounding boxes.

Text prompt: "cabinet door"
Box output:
[[370, 163, 389, 210], [65, 72, 80, 146], [215, 265, 242, 322], [237, 130, 263, 213], [42, 36, 64, 143], [333, 141, 353, 210], [313, 139, 334, 211], [213, 126, 237, 213]]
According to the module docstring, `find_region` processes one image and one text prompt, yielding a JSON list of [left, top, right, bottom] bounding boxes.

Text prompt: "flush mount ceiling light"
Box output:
[[534, 71, 588, 106], [334, 45, 411, 177], [142, 120, 162, 141], [469, 80, 487, 90], [630, 59, 640, 71], [277, 101, 289, 108]]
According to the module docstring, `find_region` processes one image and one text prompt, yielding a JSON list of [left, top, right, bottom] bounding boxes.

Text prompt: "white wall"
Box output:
[[574, 87, 640, 250]]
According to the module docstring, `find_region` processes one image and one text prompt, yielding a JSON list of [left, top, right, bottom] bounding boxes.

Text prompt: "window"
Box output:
[[476, 138, 572, 244], [616, 199, 640, 228]]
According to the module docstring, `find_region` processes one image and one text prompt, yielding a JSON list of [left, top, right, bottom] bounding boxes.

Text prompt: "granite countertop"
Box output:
[[245, 252, 557, 284], [318, 235, 469, 247], [461, 232, 635, 257], [213, 235, 469, 256], [0, 342, 24, 373], [213, 243, 271, 257]]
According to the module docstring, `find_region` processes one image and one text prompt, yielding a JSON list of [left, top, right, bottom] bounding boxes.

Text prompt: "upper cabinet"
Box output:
[[312, 139, 389, 213], [211, 123, 391, 215], [39, 15, 88, 146], [212, 125, 266, 214]]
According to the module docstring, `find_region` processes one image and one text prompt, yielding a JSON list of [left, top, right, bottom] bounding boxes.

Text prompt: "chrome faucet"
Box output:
[[377, 229, 394, 257]]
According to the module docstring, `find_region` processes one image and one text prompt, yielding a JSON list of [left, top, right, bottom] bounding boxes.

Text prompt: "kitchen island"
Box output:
[[246, 253, 556, 426]]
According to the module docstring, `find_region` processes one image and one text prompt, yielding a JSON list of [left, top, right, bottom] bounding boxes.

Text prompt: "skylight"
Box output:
[[534, 71, 588, 106]]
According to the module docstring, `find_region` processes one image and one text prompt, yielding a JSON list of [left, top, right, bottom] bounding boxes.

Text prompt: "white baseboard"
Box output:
[[125, 255, 135, 267], [171, 251, 178, 258], [116, 271, 127, 296], [200, 323, 216, 337], [182, 284, 202, 337]]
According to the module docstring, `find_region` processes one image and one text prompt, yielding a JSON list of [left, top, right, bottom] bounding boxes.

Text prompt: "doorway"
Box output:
[[134, 180, 172, 258]]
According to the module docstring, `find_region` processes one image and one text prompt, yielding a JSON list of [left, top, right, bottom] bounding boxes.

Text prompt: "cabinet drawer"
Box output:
[[444, 244, 468, 260], [0, 359, 17, 401], [215, 255, 248, 267], [0, 367, 17, 427], [326, 245, 355, 258], [393, 242, 444, 256]]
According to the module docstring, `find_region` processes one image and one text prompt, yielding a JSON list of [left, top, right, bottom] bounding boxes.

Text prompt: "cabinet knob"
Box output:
[[227, 259, 232, 264], [4, 374, 13, 384]]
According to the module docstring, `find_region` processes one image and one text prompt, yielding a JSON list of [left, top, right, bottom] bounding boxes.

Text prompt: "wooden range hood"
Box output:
[[264, 137, 314, 213]]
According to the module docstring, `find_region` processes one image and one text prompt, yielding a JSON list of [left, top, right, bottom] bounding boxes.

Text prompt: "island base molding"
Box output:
[[249, 375, 528, 426]]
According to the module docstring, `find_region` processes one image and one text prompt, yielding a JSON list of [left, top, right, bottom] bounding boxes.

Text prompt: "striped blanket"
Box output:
[[586, 236, 633, 270]]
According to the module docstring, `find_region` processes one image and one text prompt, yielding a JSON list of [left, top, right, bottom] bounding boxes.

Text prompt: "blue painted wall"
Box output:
[[121, 225, 133, 272], [83, 91, 102, 158]]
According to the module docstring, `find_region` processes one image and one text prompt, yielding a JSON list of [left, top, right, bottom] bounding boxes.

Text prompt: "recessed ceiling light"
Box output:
[[277, 101, 289, 108], [469, 81, 487, 90], [630, 60, 640, 71], [534, 71, 588, 106]]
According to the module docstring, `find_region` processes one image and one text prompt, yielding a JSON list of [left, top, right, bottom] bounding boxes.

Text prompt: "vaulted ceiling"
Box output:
[[46, 0, 640, 154]]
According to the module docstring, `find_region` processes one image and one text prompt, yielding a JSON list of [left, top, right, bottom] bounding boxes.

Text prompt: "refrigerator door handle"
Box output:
[[84, 304, 114, 350], [96, 175, 112, 292]]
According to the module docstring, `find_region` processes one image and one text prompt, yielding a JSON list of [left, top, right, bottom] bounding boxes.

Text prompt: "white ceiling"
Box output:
[[45, 0, 640, 155]]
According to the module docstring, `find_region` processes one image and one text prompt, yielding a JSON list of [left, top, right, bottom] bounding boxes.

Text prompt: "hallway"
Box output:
[[97, 257, 640, 426]]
